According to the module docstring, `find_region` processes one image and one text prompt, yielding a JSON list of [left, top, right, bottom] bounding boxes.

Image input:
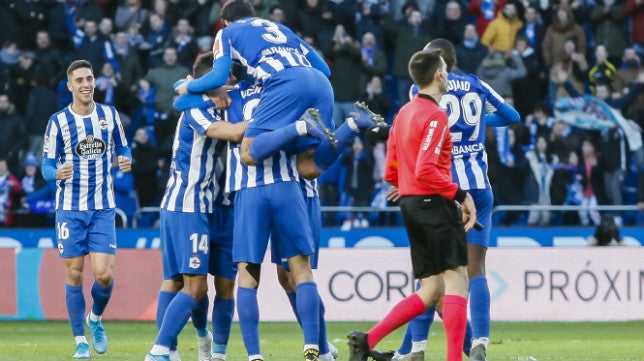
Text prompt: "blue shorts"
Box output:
[[245, 67, 334, 153], [160, 210, 210, 279], [467, 188, 493, 247], [209, 205, 237, 279], [233, 182, 315, 264], [56, 209, 116, 258], [271, 194, 321, 269]]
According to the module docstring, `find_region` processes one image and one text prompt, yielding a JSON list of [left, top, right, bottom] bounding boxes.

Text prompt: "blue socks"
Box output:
[[192, 295, 209, 337], [288, 292, 328, 354], [156, 290, 178, 350], [411, 305, 435, 341], [313, 121, 355, 172], [90, 281, 113, 316], [212, 297, 235, 354], [469, 276, 490, 339], [237, 287, 261, 355], [295, 282, 320, 346], [156, 291, 197, 347], [249, 124, 299, 163], [65, 283, 86, 336]]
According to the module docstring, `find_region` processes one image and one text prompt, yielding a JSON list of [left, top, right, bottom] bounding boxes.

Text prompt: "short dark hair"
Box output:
[[66, 60, 93, 78], [193, 51, 214, 78], [408, 49, 443, 87], [221, 0, 256, 23], [423, 39, 456, 72]]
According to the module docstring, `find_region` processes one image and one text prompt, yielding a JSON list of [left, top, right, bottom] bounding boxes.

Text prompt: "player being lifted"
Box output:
[[42, 60, 132, 359]]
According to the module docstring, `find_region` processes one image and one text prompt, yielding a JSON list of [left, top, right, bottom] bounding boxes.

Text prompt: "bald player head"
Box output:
[[423, 38, 456, 72]]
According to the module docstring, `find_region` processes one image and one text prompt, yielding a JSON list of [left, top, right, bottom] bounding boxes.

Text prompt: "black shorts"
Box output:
[[400, 194, 468, 279]]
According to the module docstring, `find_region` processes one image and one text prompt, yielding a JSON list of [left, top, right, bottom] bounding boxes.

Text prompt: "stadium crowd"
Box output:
[[0, 0, 643, 228]]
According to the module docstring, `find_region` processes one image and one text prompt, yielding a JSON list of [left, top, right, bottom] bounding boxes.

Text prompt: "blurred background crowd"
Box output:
[[0, 0, 643, 229]]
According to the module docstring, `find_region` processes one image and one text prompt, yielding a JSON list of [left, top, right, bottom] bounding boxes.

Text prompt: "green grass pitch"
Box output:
[[0, 321, 642, 360]]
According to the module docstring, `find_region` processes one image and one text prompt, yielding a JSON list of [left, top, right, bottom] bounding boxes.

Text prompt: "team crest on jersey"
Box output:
[[57, 242, 64, 254], [99, 117, 108, 130], [75, 135, 107, 160], [188, 255, 201, 269]]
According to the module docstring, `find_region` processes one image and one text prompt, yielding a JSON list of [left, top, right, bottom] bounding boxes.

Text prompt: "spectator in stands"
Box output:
[[15, 153, 48, 227], [579, 139, 605, 225], [95, 62, 128, 110], [517, 6, 546, 63], [551, 149, 583, 225], [625, 0, 644, 59], [359, 32, 387, 90], [492, 126, 527, 225], [98, 17, 115, 40], [548, 37, 588, 103], [0, 40, 20, 69], [268, 4, 286, 23], [112, 31, 144, 114], [524, 136, 558, 226], [476, 50, 526, 101], [9, 0, 47, 49], [341, 137, 375, 230], [165, 18, 199, 69], [521, 102, 555, 149], [114, 0, 149, 33], [613, 48, 644, 120], [455, 24, 489, 74], [599, 125, 627, 216], [126, 22, 145, 51], [327, 24, 363, 127], [549, 119, 583, 160], [25, 71, 60, 163], [139, 12, 170, 70], [356, 2, 385, 48], [468, 0, 506, 36], [590, 0, 627, 66], [358, 75, 392, 123], [481, 1, 523, 52], [298, 0, 331, 53], [66, 12, 122, 76], [512, 35, 546, 117], [588, 45, 617, 95], [384, 9, 432, 107], [432, 0, 468, 46], [34, 31, 66, 89], [0, 157, 22, 227], [131, 127, 158, 227], [0, 94, 26, 170], [142, 46, 189, 145], [251, 0, 279, 19], [542, 6, 586, 69], [10, 51, 37, 116]]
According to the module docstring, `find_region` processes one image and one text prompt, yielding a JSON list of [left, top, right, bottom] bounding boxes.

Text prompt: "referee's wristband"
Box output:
[[454, 188, 467, 203]]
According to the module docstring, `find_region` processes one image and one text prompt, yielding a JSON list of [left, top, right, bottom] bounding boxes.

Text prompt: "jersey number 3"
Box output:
[[252, 19, 287, 44]]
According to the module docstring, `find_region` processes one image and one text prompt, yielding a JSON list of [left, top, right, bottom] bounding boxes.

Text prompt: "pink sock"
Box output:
[[442, 295, 468, 361], [367, 293, 426, 349]]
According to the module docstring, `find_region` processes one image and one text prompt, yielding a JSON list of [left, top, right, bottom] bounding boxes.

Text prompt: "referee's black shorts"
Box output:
[[400, 194, 468, 279]]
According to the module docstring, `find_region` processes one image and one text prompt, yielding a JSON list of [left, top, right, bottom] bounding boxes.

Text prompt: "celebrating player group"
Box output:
[[43, 1, 518, 361]]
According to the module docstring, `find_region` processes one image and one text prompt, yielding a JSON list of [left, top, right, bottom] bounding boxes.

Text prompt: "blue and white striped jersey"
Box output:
[[300, 177, 318, 198], [213, 17, 315, 83], [161, 107, 226, 213], [43, 103, 128, 210], [410, 72, 505, 190], [224, 81, 299, 193]]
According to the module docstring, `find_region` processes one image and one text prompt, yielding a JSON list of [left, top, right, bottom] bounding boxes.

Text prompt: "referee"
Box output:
[[348, 49, 476, 361]]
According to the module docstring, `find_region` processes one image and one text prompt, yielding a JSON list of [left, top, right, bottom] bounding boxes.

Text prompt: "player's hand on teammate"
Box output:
[[385, 186, 400, 202], [175, 75, 193, 95], [208, 85, 239, 108], [56, 162, 73, 180], [118, 156, 132, 173], [460, 192, 477, 232]]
